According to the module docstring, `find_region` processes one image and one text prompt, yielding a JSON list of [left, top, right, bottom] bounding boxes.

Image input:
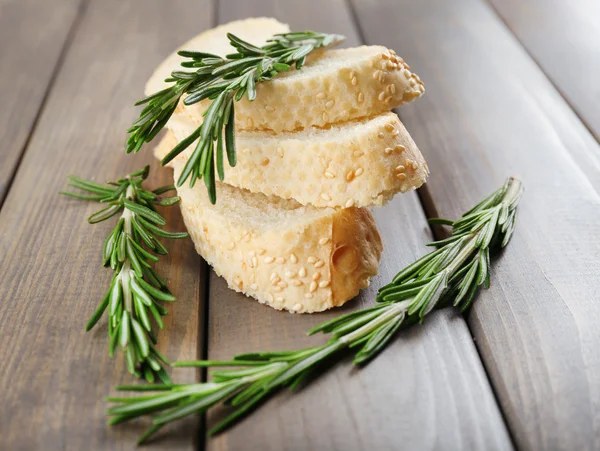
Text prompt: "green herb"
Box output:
[[62, 166, 188, 383], [107, 177, 523, 443], [127, 31, 344, 204]]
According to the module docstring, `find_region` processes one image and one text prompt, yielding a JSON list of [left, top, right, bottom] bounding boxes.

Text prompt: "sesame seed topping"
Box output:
[[246, 117, 254, 128], [384, 96, 392, 103], [276, 296, 284, 303], [379, 72, 386, 83], [276, 257, 285, 264], [357, 92, 364, 103], [396, 165, 406, 172], [290, 253, 298, 264], [403, 69, 411, 79], [293, 303, 303, 311], [409, 79, 416, 87], [381, 53, 389, 60], [260, 158, 270, 166], [285, 270, 296, 279], [307, 256, 317, 264], [354, 167, 364, 177], [324, 171, 335, 179], [304, 293, 313, 299], [313, 272, 321, 281], [314, 260, 325, 268], [345, 199, 355, 208], [373, 70, 382, 80], [319, 237, 330, 245], [271, 277, 281, 286], [298, 267, 307, 277], [270, 271, 278, 280], [274, 286, 283, 292], [322, 112, 329, 122], [319, 280, 330, 288], [325, 100, 335, 109], [265, 105, 274, 112], [386, 61, 395, 70], [378, 91, 386, 101], [397, 173, 407, 181], [316, 92, 326, 99], [350, 70, 357, 78], [278, 281, 288, 289], [252, 256, 258, 268], [250, 283, 258, 290], [385, 123, 395, 132], [276, 147, 284, 158], [387, 84, 396, 94], [385, 148, 393, 155], [264, 256, 275, 263], [378, 132, 385, 139], [320, 193, 331, 201], [346, 170, 355, 182], [395, 144, 405, 153], [310, 281, 318, 293], [351, 77, 358, 86], [353, 150, 364, 157], [257, 248, 266, 255], [292, 279, 303, 286]]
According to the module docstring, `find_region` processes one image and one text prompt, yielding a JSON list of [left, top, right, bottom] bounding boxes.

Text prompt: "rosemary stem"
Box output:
[[340, 301, 410, 345]]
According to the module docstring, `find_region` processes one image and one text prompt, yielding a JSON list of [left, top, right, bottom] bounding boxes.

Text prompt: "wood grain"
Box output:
[[201, 1, 512, 449], [0, 0, 212, 449], [0, 0, 82, 204], [351, 0, 600, 449], [487, 0, 600, 141]]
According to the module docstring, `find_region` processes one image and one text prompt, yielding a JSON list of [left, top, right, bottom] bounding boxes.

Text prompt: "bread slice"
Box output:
[[145, 18, 425, 133], [155, 134, 383, 313], [166, 112, 428, 208]]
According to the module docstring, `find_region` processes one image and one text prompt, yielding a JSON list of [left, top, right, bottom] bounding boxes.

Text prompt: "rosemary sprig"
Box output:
[[62, 166, 188, 383], [107, 177, 523, 443], [127, 31, 344, 204]]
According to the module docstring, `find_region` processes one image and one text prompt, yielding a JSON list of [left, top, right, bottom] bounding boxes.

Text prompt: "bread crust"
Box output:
[[156, 135, 383, 313], [165, 112, 428, 208]]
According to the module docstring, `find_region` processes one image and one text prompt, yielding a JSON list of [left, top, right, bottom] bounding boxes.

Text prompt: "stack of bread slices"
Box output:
[[148, 18, 427, 313]]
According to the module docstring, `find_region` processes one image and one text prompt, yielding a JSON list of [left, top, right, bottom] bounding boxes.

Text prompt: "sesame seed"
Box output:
[[290, 253, 298, 264], [382, 53, 390, 60], [397, 173, 407, 181], [388, 84, 396, 94], [353, 150, 364, 157], [385, 124, 395, 132], [293, 303, 303, 311], [228, 242, 236, 250], [378, 91, 386, 101], [271, 277, 280, 286], [257, 248, 266, 255], [324, 171, 335, 178], [345, 199, 355, 208], [320, 193, 331, 201], [276, 257, 285, 264], [325, 100, 335, 109], [264, 256, 275, 263], [319, 280, 330, 288], [314, 260, 325, 268], [322, 112, 329, 122], [351, 77, 358, 86], [378, 132, 385, 139], [357, 92, 364, 103], [265, 105, 274, 112], [299, 267, 307, 277], [316, 92, 326, 99], [250, 283, 258, 290], [409, 79, 416, 87], [396, 165, 406, 172], [373, 70, 382, 80], [403, 69, 411, 79], [386, 61, 395, 70], [265, 293, 274, 303], [270, 271, 278, 280], [260, 158, 270, 166], [251, 256, 258, 268], [309, 281, 318, 293], [385, 147, 393, 155], [292, 279, 303, 286], [246, 117, 254, 128], [276, 296, 284, 303], [319, 237, 330, 245], [304, 293, 313, 299], [277, 147, 284, 158], [285, 270, 296, 278], [278, 281, 288, 289], [274, 286, 282, 292], [395, 144, 405, 153], [354, 167, 364, 177], [379, 72, 386, 83], [346, 170, 355, 182], [307, 256, 317, 264], [350, 70, 357, 78], [384, 96, 392, 103], [313, 272, 321, 281], [249, 251, 256, 257]]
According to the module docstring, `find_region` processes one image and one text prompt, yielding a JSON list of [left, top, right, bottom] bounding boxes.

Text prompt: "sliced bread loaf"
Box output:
[[155, 134, 383, 313], [166, 112, 428, 208], [145, 18, 424, 133]]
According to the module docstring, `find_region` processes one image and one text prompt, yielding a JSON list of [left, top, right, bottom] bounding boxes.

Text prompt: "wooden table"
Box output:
[[1, 0, 599, 449]]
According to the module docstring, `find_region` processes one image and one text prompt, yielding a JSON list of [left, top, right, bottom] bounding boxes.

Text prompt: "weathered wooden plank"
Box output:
[[487, 0, 600, 141], [202, 1, 512, 449], [351, 0, 600, 449], [0, 0, 212, 449], [0, 0, 82, 204]]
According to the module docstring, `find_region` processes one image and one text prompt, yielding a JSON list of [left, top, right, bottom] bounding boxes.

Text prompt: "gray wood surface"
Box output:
[[0, 0, 211, 449], [204, 1, 512, 450], [351, 0, 600, 449], [488, 0, 600, 141], [0, 0, 82, 203]]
